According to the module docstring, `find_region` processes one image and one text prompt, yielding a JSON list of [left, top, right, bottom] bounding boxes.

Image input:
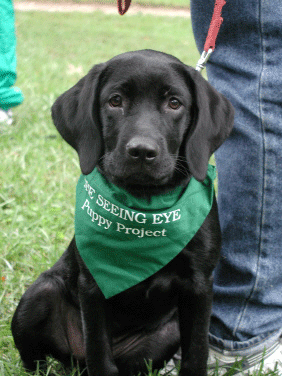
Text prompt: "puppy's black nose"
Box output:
[[126, 137, 159, 162]]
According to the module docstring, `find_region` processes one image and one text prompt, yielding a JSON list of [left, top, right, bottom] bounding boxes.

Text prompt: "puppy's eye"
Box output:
[[168, 97, 181, 110], [109, 95, 122, 107]]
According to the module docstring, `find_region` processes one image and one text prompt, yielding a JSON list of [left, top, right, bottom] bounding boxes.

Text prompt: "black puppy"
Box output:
[[12, 50, 234, 376]]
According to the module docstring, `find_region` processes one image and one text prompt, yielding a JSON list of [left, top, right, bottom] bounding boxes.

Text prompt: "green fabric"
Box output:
[[0, 0, 23, 109], [75, 165, 216, 298]]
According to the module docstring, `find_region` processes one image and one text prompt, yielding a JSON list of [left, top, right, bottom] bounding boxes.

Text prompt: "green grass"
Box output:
[[0, 9, 277, 376]]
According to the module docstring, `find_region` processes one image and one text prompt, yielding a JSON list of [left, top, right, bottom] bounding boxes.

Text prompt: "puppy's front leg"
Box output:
[[178, 279, 213, 376], [78, 267, 119, 376]]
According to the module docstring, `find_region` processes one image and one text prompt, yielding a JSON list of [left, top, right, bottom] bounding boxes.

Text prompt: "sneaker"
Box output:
[[208, 340, 282, 375], [0, 109, 13, 125], [159, 358, 179, 375]]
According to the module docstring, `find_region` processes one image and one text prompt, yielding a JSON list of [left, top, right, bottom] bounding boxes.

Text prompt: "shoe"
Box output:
[[0, 109, 13, 125], [208, 340, 282, 375], [159, 358, 179, 375]]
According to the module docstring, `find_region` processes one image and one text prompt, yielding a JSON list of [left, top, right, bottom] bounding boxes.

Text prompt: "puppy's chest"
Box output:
[[108, 255, 195, 328]]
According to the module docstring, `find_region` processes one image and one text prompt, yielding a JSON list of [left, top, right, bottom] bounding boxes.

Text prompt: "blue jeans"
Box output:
[[191, 0, 282, 355]]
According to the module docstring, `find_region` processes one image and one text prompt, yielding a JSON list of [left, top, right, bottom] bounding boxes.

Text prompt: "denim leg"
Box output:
[[191, 0, 282, 353]]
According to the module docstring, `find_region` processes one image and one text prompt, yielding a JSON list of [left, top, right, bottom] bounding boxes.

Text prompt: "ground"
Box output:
[[14, 0, 191, 17]]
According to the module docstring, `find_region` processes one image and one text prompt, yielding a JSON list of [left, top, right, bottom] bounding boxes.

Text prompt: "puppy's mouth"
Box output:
[[99, 152, 190, 195], [109, 171, 172, 188]]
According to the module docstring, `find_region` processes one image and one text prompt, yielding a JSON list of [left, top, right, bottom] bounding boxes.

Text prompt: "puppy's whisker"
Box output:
[[171, 155, 190, 178]]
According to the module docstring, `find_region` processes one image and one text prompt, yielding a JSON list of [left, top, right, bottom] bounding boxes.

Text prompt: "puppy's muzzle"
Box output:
[[126, 137, 160, 164]]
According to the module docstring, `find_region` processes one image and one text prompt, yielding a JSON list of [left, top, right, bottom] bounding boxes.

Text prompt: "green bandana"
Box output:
[[75, 165, 216, 299]]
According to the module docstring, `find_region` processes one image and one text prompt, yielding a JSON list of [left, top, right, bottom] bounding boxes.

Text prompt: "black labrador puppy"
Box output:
[[12, 50, 234, 376]]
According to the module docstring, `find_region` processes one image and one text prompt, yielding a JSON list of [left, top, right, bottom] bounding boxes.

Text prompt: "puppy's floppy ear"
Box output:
[[51, 63, 106, 175], [183, 66, 234, 182]]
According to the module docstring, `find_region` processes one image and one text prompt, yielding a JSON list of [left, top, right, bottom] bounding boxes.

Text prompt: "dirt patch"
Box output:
[[14, 1, 190, 17]]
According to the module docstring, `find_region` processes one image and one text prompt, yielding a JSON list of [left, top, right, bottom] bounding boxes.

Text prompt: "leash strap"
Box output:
[[117, 0, 225, 70], [117, 0, 131, 14], [196, 0, 226, 72]]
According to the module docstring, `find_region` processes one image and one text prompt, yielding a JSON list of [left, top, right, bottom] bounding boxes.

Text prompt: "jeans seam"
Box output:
[[209, 328, 281, 354], [232, 0, 266, 338]]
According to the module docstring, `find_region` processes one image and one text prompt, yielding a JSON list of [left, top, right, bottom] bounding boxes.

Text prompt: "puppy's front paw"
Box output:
[[178, 368, 207, 376]]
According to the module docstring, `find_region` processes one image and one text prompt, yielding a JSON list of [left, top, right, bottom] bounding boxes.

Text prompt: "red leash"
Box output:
[[117, 0, 225, 73], [196, 0, 226, 72], [117, 0, 131, 15]]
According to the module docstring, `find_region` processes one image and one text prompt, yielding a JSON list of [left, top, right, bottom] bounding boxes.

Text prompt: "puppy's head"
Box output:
[[52, 50, 234, 193]]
